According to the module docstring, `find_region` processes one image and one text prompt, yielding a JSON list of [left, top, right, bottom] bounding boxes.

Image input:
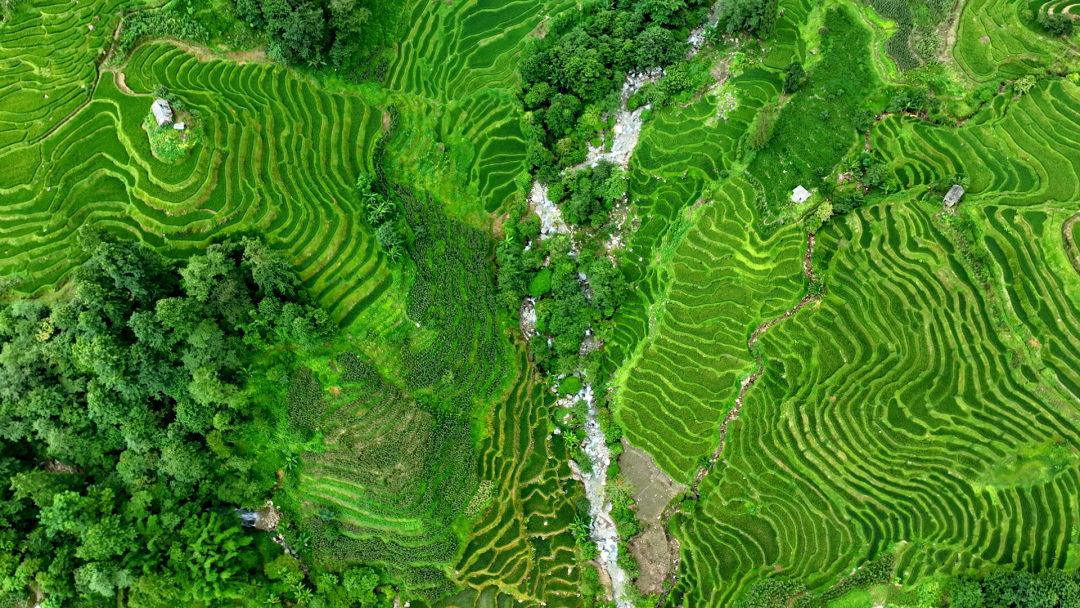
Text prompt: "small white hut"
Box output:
[[791, 185, 811, 204], [944, 184, 965, 207], [151, 98, 173, 127]]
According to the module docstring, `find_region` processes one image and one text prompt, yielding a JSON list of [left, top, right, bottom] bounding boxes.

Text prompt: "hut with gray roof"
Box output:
[[943, 184, 964, 207], [151, 98, 173, 127]]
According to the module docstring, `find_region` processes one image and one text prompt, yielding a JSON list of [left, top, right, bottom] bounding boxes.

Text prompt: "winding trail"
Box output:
[[690, 233, 821, 499], [1063, 210, 1080, 278], [653, 232, 821, 608]]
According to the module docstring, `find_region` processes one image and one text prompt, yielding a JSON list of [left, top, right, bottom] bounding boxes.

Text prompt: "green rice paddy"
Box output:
[[669, 191, 1080, 606], [952, 0, 1071, 81], [5, 0, 1080, 605], [0, 37, 390, 323]]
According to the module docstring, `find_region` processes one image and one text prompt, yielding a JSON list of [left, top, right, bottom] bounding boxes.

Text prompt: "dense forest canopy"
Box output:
[[0, 231, 361, 606], [235, 0, 374, 66], [519, 0, 713, 179]]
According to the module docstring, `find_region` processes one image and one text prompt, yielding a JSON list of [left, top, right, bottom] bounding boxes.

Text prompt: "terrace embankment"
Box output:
[[691, 232, 819, 494]]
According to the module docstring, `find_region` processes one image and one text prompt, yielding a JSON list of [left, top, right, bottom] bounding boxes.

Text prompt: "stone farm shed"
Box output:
[[151, 98, 173, 127], [791, 185, 811, 204]]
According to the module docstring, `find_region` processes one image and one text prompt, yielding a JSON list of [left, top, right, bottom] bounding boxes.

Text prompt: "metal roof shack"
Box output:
[[791, 185, 811, 203], [151, 98, 173, 127], [943, 184, 965, 207]]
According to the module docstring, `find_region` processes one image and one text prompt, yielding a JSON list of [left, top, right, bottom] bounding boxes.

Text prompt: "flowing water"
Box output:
[[529, 11, 724, 603], [567, 384, 633, 608]]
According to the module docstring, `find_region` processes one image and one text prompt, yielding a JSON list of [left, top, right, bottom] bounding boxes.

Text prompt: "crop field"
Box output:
[[610, 0, 830, 481], [382, 0, 578, 215], [0, 34, 390, 326], [440, 355, 583, 608], [384, 0, 573, 103], [296, 360, 479, 599], [747, 4, 881, 219], [9, 0, 1080, 604], [394, 184, 513, 412], [0, 0, 130, 146], [878, 80, 1080, 204], [608, 68, 777, 374], [380, 0, 576, 216], [387, 89, 529, 216], [669, 192, 1080, 607], [865, 0, 918, 71], [615, 176, 806, 481], [952, 0, 1070, 81], [609, 0, 823, 378]]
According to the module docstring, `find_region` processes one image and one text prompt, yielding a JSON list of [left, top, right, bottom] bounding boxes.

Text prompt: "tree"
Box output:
[[865, 163, 889, 188], [242, 238, 299, 298], [782, 61, 805, 93], [342, 566, 380, 605], [375, 223, 400, 253], [716, 0, 768, 35], [747, 102, 777, 151], [636, 25, 682, 69], [0, 0, 22, 20], [636, 0, 687, 26]]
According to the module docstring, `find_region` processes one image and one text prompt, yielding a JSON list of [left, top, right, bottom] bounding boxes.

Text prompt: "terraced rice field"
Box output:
[[0, 33, 389, 326], [385, 0, 572, 103], [607, 70, 776, 376], [615, 176, 806, 481], [670, 192, 1080, 607], [609, 14, 1080, 605], [382, 0, 575, 215], [878, 80, 1080, 204], [1041, 0, 1080, 15], [953, 0, 1072, 81], [609, 0, 822, 480], [0, 0, 128, 147], [441, 356, 583, 608], [660, 77, 1080, 608]]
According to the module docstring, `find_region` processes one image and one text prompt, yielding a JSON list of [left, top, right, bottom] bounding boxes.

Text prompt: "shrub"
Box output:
[[747, 102, 778, 151], [1014, 75, 1037, 96], [143, 112, 198, 163], [832, 190, 864, 214], [865, 163, 889, 188], [559, 375, 583, 395], [1038, 11, 1074, 36], [117, 7, 209, 57]]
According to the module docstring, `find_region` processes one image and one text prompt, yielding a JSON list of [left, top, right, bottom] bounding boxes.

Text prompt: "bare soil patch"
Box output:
[[114, 71, 136, 95], [628, 525, 677, 595], [226, 47, 268, 64], [619, 438, 685, 521]]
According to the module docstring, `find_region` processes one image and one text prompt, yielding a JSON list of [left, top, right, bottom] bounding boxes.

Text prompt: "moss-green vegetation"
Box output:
[[143, 110, 200, 163]]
